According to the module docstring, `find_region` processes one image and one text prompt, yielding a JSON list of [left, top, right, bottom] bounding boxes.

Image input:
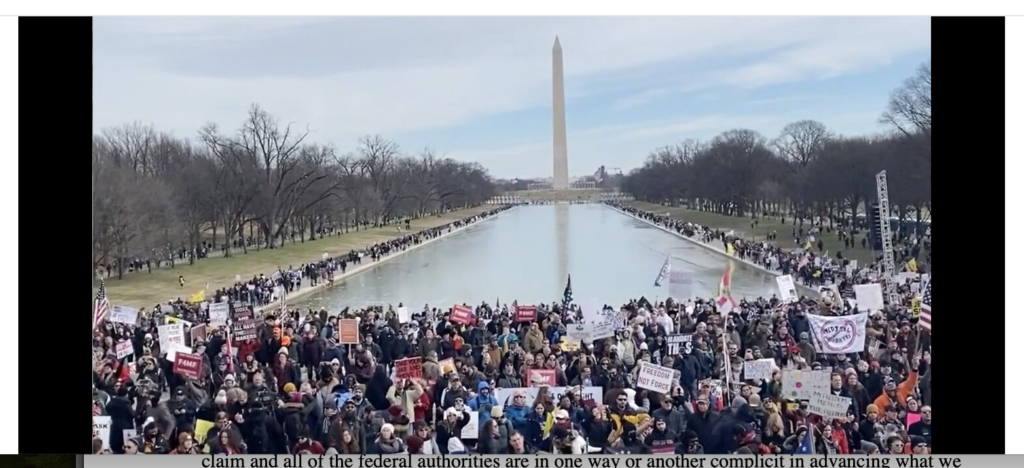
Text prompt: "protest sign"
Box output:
[[450, 304, 474, 325], [636, 361, 674, 394], [231, 319, 257, 342], [397, 306, 410, 323], [496, 387, 603, 409], [807, 313, 868, 354], [461, 411, 479, 440], [158, 323, 185, 352], [190, 324, 208, 343], [579, 300, 604, 324], [514, 304, 537, 323], [115, 341, 134, 360], [808, 390, 852, 419], [438, 358, 456, 376], [93, 416, 112, 451], [668, 270, 693, 300], [395, 357, 423, 380], [743, 359, 775, 381], [566, 323, 592, 343], [110, 305, 139, 325], [666, 334, 693, 355], [853, 283, 885, 311], [208, 302, 230, 326], [776, 275, 798, 303], [558, 338, 581, 352], [526, 369, 557, 387], [590, 321, 616, 341], [194, 420, 214, 445], [174, 352, 203, 380], [339, 319, 360, 344]]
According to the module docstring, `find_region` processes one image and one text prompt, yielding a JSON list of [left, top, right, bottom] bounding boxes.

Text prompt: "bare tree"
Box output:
[[881, 61, 931, 138]]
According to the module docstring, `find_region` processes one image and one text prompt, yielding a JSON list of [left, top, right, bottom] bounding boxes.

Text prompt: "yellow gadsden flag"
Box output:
[[907, 258, 918, 273], [188, 289, 206, 304], [725, 243, 735, 256]]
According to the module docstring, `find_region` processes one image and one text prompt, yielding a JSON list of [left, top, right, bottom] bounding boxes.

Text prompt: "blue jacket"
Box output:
[[468, 381, 498, 426]]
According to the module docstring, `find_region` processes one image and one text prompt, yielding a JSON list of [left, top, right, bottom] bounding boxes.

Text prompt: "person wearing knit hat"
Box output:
[[283, 382, 297, 394], [406, 435, 425, 454], [447, 437, 467, 454], [861, 440, 880, 454]]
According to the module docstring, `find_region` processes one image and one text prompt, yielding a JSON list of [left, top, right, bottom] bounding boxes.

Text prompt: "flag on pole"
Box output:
[[653, 255, 671, 287], [93, 280, 111, 330], [919, 280, 932, 330], [562, 274, 573, 311], [715, 263, 738, 314]]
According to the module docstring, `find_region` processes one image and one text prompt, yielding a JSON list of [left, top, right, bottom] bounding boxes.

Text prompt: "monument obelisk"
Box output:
[[551, 36, 569, 190]]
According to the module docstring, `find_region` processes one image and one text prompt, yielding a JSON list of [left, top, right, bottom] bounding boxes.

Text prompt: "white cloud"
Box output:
[[93, 17, 929, 176]]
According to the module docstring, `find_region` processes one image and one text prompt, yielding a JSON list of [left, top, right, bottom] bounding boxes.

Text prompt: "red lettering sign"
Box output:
[[173, 352, 203, 380], [395, 357, 423, 380], [526, 369, 557, 387], [450, 305, 474, 325], [514, 305, 537, 323]]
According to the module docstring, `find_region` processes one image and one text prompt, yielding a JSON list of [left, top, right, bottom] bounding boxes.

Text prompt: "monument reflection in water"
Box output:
[[295, 204, 779, 311]]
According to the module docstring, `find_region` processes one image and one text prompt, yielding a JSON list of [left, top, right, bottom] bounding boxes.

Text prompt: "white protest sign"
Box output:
[[110, 305, 139, 325], [158, 323, 186, 352], [495, 387, 604, 408], [93, 416, 112, 451], [577, 300, 604, 325], [783, 369, 830, 400], [461, 411, 479, 440], [590, 321, 616, 341], [807, 313, 868, 354], [165, 343, 192, 362], [208, 302, 230, 326], [743, 359, 775, 381], [567, 323, 592, 343], [636, 361, 674, 394], [853, 283, 885, 311], [115, 341, 134, 359], [776, 275, 798, 303], [808, 390, 852, 419], [397, 306, 410, 323]]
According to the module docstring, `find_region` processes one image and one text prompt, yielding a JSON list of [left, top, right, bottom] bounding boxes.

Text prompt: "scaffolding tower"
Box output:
[[875, 170, 900, 306]]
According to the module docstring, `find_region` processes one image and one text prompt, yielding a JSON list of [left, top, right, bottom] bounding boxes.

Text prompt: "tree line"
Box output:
[[92, 104, 497, 277], [621, 62, 931, 227]]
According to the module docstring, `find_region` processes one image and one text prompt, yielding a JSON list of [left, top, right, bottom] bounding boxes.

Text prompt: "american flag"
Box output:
[[562, 274, 573, 311], [919, 280, 932, 330], [653, 255, 671, 287], [93, 280, 111, 330]]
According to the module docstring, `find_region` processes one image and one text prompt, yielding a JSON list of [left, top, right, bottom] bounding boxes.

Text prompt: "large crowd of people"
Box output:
[[91, 202, 932, 456]]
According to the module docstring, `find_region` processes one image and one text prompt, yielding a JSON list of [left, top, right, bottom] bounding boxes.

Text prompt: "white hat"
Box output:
[[555, 409, 570, 419]]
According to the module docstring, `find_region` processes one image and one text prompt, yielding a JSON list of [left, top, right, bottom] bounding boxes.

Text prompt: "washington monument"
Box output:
[[552, 36, 569, 190]]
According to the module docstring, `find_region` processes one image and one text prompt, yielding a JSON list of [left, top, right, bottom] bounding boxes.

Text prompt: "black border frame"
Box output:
[[14, 15, 1008, 455], [18, 16, 94, 455], [929, 16, 1005, 455]]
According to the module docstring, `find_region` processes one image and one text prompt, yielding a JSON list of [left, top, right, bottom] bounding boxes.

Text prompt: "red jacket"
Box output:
[[414, 391, 431, 422]]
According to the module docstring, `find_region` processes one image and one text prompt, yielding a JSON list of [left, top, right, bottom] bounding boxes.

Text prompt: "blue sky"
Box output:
[[93, 17, 930, 180]]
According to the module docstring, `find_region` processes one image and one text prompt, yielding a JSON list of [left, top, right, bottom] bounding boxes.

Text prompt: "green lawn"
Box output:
[[624, 201, 879, 265], [95, 206, 497, 308]]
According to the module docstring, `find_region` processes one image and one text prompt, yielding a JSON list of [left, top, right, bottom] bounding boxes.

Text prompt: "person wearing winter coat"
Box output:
[[386, 379, 424, 424], [498, 363, 523, 388], [435, 407, 470, 454], [369, 424, 406, 454], [643, 417, 678, 453], [652, 395, 688, 437], [468, 381, 499, 426]]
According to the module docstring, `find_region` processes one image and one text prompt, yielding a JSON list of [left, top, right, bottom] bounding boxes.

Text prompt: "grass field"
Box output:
[[624, 201, 880, 265], [96, 206, 497, 308]]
